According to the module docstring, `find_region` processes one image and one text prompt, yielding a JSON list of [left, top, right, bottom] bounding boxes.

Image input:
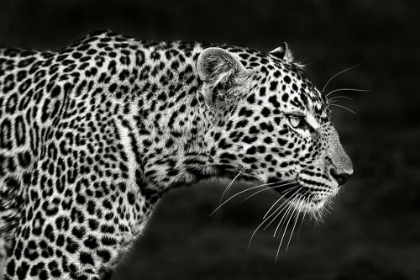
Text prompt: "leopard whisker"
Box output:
[[312, 205, 326, 225], [322, 63, 363, 94], [288, 217, 300, 250], [326, 88, 371, 98], [297, 204, 307, 237], [263, 186, 298, 225], [329, 103, 356, 115], [248, 186, 298, 250], [285, 202, 300, 252], [275, 189, 312, 256], [275, 203, 295, 240], [328, 95, 353, 102], [242, 181, 297, 202], [262, 185, 299, 220], [262, 189, 298, 231], [273, 194, 299, 238], [285, 193, 308, 251], [328, 100, 349, 106], [218, 167, 245, 206], [297, 194, 312, 228], [275, 198, 298, 261], [210, 181, 281, 216], [262, 197, 284, 221], [327, 97, 353, 106], [248, 201, 289, 250]]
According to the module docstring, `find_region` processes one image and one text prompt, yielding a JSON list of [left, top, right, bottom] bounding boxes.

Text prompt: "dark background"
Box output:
[[1, 0, 419, 279]]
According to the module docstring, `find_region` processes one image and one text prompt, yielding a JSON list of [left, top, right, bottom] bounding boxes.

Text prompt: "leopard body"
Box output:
[[0, 30, 352, 279]]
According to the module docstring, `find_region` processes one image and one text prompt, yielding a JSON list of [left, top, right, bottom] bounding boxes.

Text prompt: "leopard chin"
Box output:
[[291, 197, 327, 213]]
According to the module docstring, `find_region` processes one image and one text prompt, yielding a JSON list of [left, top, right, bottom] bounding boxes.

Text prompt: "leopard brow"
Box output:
[[288, 110, 305, 117], [305, 113, 320, 130]]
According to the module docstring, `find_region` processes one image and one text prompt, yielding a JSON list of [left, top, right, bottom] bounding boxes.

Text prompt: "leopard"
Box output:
[[0, 30, 353, 279]]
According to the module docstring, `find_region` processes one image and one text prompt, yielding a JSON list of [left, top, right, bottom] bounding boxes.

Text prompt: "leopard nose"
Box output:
[[329, 168, 353, 186]]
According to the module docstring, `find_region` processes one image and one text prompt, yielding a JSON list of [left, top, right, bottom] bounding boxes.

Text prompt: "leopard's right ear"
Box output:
[[197, 48, 249, 106], [270, 42, 294, 62]]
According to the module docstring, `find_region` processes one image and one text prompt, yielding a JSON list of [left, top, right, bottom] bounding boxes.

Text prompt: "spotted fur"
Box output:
[[0, 30, 352, 279]]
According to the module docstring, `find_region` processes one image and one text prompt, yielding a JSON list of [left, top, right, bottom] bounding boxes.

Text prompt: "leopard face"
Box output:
[[198, 45, 353, 213]]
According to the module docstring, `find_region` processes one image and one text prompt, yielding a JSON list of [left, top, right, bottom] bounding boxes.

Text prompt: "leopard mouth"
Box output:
[[267, 177, 328, 212], [267, 177, 307, 199]]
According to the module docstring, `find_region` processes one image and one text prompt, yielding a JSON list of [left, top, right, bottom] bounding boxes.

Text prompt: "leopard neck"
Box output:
[[107, 41, 221, 192]]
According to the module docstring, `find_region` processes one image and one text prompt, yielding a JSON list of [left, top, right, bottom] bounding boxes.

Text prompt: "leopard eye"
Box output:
[[288, 116, 302, 128]]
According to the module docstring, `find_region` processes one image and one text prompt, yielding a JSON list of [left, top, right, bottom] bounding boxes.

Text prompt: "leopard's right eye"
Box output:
[[287, 114, 314, 134], [289, 116, 302, 128]]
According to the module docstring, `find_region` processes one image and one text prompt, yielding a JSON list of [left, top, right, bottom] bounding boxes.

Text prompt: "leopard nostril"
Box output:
[[329, 168, 352, 186]]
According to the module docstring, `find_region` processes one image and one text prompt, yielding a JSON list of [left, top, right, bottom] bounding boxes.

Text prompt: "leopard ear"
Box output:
[[197, 47, 248, 90], [270, 42, 294, 62]]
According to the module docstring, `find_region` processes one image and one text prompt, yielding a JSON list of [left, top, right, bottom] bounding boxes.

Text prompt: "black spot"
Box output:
[[6, 259, 16, 277], [277, 138, 288, 146], [218, 138, 232, 149], [259, 87, 266, 97], [261, 107, 271, 117], [220, 153, 236, 160], [6, 94, 18, 114], [102, 199, 112, 209], [235, 119, 248, 129], [84, 236, 99, 249], [242, 157, 258, 163], [127, 192, 136, 205], [87, 201, 96, 215], [72, 226, 85, 239], [56, 235, 65, 247], [80, 252, 95, 266], [242, 136, 257, 144], [248, 126, 259, 134], [246, 94, 255, 104], [260, 122, 274, 132], [17, 151, 31, 168], [48, 261, 61, 278], [100, 225, 115, 234], [263, 137, 273, 144], [270, 81, 278, 91], [23, 247, 38, 261], [65, 237, 79, 253], [51, 85, 61, 98], [16, 261, 30, 280], [246, 146, 256, 155], [44, 224, 55, 242], [0, 118, 13, 149], [76, 194, 86, 205], [280, 162, 289, 168], [268, 95, 280, 108], [119, 69, 130, 81], [101, 236, 117, 246], [258, 146, 266, 153], [97, 249, 111, 263], [5, 176, 20, 188], [109, 83, 117, 93], [213, 132, 222, 142]]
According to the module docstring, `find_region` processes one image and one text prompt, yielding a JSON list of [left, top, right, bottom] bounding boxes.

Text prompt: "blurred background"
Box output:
[[1, 0, 419, 279]]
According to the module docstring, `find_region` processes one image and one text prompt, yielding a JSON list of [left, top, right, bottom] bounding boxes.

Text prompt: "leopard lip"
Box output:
[[267, 177, 319, 203], [267, 177, 301, 200], [272, 185, 299, 200]]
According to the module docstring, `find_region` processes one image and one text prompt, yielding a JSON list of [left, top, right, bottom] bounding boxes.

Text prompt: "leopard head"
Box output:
[[197, 44, 353, 214]]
